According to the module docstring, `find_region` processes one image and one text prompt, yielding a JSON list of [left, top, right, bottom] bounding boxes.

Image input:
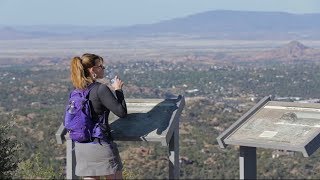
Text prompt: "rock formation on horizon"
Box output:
[[248, 40, 320, 62]]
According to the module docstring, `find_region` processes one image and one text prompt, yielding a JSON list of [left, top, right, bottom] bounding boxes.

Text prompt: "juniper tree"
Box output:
[[0, 123, 19, 179]]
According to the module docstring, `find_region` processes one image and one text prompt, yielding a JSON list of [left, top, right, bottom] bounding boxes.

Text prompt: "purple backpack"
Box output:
[[64, 83, 105, 142]]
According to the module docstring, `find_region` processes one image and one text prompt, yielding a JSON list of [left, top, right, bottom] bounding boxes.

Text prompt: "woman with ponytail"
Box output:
[[69, 53, 127, 179]]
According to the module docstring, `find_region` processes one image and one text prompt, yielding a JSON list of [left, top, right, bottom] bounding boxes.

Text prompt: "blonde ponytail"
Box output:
[[70, 56, 93, 89]]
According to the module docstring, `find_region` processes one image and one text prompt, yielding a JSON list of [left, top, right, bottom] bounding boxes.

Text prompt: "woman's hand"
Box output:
[[111, 76, 124, 90]]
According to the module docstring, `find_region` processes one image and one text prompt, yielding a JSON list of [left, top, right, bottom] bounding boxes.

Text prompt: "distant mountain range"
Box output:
[[1, 10, 320, 40]]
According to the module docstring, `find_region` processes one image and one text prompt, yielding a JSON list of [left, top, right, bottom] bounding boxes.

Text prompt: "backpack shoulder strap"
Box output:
[[83, 82, 99, 98]]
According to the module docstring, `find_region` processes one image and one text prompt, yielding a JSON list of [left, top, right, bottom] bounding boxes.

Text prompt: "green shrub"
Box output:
[[15, 152, 59, 179]]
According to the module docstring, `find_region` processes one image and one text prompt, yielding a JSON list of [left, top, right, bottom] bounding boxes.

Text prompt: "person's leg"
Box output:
[[115, 171, 123, 179], [83, 176, 100, 180], [104, 171, 123, 180]]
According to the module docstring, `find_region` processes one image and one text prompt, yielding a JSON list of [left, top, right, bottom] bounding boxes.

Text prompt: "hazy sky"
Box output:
[[0, 0, 320, 26]]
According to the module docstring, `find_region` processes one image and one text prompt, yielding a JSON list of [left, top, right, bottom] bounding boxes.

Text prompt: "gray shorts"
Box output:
[[74, 140, 123, 176]]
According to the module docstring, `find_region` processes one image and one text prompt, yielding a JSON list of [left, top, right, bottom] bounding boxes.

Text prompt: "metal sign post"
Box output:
[[239, 146, 256, 179]]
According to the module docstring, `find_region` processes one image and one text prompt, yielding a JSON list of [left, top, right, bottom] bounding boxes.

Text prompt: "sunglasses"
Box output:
[[93, 65, 105, 69]]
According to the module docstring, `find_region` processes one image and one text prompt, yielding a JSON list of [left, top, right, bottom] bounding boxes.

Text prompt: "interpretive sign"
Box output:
[[218, 98, 320, 157], [217, 96, 320, 179]]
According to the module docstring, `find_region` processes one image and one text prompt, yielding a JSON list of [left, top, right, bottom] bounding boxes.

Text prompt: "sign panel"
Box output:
[[109, 96, 185, 145], [220, 99, 320, 156]]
